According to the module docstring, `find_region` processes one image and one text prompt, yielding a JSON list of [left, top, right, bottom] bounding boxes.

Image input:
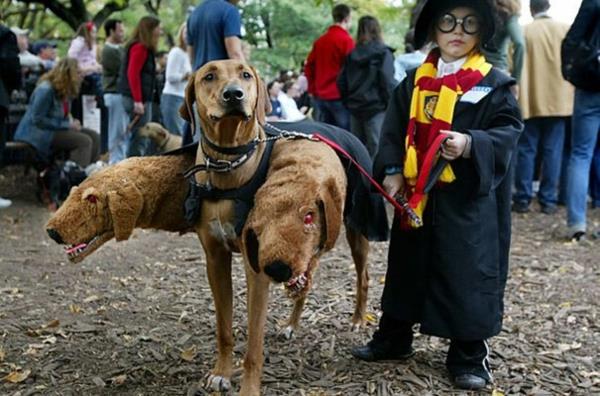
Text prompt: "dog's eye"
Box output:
[[303, 212, 314, 225], [86, 194, 97, 204], [242, 71, 252, 80], [203, 73, 215, 81]]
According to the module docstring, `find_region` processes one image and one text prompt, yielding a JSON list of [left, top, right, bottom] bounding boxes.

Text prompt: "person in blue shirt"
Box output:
[[186, 0, 245, 71]]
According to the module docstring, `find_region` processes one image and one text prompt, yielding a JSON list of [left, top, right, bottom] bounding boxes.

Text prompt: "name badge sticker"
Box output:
[[460, 86, 493, 104]]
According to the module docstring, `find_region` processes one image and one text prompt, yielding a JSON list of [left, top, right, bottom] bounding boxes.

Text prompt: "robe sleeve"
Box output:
[[464, 86, 523, 196], [372, 71, 414, 183]]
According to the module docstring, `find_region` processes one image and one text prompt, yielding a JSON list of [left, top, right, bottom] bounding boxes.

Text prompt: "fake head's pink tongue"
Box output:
[[65, 243, 87, 254]]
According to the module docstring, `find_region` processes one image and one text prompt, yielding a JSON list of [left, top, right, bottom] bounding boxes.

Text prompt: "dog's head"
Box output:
[[241, 177, 344, 299], [179, 60, 270, 139], [137, 122, 170, 146], [45, 167, 143, 263]]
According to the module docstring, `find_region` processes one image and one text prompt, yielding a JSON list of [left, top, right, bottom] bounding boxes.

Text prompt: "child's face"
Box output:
[[434, 7, 481, 62]]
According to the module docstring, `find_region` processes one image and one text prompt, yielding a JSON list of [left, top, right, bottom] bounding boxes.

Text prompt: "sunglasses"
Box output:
[[436, 13, 480, 35]]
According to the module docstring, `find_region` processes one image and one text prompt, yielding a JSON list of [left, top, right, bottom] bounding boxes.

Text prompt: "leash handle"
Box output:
[[311, 133, 418, 218]]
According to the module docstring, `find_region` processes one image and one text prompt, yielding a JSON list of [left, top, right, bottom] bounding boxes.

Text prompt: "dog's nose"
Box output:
[[47, 228, 64, 244], [222, 85, 245, 103], [264, 260, 293, 283]]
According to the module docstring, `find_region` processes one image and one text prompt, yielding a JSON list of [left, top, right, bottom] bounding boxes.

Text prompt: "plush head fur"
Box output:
[[241, 140, 346, 298], [179, 60, 270, 146], [46, 154, 194, 263]]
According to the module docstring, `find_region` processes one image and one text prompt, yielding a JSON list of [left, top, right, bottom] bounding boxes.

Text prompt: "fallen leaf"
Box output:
[[92, 376, 105, 387], [44, 319, 60, 328], [69, 304, 82, 314], [181, 345, 198, 362], [364, 312, 378, 323], [111, 374, 127, 385], [84, 295, 100, 303], [492, 389, 505, 396], [3, 369, 31, 383]]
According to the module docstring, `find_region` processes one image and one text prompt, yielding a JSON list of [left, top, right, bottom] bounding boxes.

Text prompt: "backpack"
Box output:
[[561, 19, 600, 91]]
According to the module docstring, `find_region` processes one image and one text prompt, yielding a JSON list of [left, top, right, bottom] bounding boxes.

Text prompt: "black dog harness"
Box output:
[[182, 136, 275, 236]]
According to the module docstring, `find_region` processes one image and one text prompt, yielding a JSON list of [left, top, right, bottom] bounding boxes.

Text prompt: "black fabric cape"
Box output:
[[169, 119, 389, 242], [373, 67, 523, 340]]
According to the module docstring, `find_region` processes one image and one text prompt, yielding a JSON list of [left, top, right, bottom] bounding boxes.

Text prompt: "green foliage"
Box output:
[[1, 0, 417, 79]]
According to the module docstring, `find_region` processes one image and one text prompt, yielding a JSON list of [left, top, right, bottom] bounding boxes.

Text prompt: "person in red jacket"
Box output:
[[304, 3, 354, 131], [118, 15, 161, 157]]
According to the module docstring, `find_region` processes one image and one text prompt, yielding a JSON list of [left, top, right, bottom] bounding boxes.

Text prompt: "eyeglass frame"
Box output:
[[436, 13, 481, 35]]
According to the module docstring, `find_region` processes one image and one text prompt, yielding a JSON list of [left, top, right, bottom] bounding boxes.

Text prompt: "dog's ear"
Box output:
[[179, 72, 196, 122], [317, 178, 343, 251], [107, 183, 143, 241], [242, 227, 261, 274], [251, 67, 270, 126]]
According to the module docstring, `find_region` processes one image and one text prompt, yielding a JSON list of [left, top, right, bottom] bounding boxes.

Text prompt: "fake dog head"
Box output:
[[179, 60, 270, 141], [45, 167, 143, 263], [241, 141, 346, 298]]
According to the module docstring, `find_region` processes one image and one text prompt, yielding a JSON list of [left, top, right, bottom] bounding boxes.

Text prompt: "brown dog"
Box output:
[[137, 122, 183, 153], [180, 60, 369, 395], [45, 153, 194, 262]]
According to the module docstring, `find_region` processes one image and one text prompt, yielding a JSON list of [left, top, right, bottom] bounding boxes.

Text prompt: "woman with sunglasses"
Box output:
[[351, 0, 523, 390]]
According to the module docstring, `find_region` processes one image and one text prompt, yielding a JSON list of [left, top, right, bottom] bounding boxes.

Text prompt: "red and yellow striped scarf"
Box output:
[[401, 49, 492, 228]]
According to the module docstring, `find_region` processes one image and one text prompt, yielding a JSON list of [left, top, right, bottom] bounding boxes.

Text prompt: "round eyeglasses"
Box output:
[[436, 13, 480, 35]]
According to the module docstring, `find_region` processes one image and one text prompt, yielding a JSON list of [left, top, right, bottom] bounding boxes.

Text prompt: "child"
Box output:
[[351, 0, 523, 391]]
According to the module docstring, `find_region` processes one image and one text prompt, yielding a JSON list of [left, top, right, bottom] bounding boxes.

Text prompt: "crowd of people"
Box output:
[[0, 0, 599, 390]]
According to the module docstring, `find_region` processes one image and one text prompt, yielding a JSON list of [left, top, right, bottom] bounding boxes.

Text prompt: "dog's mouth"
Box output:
[[285, 271, 311, 298], [209, 106, 251, 122], [62, 232, 114, 263]]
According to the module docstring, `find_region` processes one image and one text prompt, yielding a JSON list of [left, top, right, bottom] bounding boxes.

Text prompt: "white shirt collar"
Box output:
[[436, 56, 467, 78]]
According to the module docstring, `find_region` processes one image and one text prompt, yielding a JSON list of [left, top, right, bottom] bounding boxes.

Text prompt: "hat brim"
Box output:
[[414, 0, 495, 49]]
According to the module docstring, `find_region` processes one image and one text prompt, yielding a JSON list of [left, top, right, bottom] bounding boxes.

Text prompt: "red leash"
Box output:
[[311, 133, 422, 225]]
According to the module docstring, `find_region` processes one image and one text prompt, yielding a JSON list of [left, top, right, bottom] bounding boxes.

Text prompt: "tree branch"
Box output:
[[92, 0, 130, 27]]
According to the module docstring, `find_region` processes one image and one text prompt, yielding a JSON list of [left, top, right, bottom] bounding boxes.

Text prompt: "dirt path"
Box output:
[[1, 165, 599, 395]]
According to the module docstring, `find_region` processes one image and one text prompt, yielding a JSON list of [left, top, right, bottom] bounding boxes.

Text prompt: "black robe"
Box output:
[[374, 68, 523, 340]]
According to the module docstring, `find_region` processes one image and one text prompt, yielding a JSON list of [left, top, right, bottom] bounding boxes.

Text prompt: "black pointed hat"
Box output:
[[413, 0, 496, 49]]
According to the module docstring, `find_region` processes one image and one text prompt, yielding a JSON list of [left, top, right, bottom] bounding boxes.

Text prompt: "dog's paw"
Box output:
[[206, 374, 231, 392], [278, 325, 295, 340], [350, 322, 363, 332]]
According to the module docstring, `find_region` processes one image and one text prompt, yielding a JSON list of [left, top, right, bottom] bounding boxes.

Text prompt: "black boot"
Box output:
[[447, 339, 492, 390], [351, 314, 414, 362]]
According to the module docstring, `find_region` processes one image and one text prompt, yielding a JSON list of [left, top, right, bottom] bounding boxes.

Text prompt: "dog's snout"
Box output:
[[222, 85, 245, 103], [47, 228, 64, 244], [264, 260, 293, 283]]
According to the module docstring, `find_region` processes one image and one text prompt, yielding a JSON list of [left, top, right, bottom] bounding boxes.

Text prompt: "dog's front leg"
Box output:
[[240, 264, 270, 396], [280, 295, 307, 340], [346, 227, 370, 330], [200, 233, 234, 392]]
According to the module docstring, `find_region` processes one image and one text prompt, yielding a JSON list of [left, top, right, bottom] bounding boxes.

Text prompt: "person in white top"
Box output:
[[161, 23, 192, 136], [11, 27, 43, 72], [278, 81, 306, 122]]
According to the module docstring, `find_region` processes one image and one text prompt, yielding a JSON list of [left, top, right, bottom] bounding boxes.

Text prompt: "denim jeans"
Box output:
[[160, 93, 185, 136], [313, 98, 351, 131], [350, 112, 385, 158], [122, 96, 154, 157], [591, 140, 600, 208], [566, 89, 600, 231], [514, 117, 566, 207], [104, 93, 129, 164]]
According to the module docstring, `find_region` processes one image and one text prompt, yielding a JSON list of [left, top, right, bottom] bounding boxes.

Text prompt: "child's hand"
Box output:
[[440, 130, 467, 160], [383, 173, 405, 198]]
